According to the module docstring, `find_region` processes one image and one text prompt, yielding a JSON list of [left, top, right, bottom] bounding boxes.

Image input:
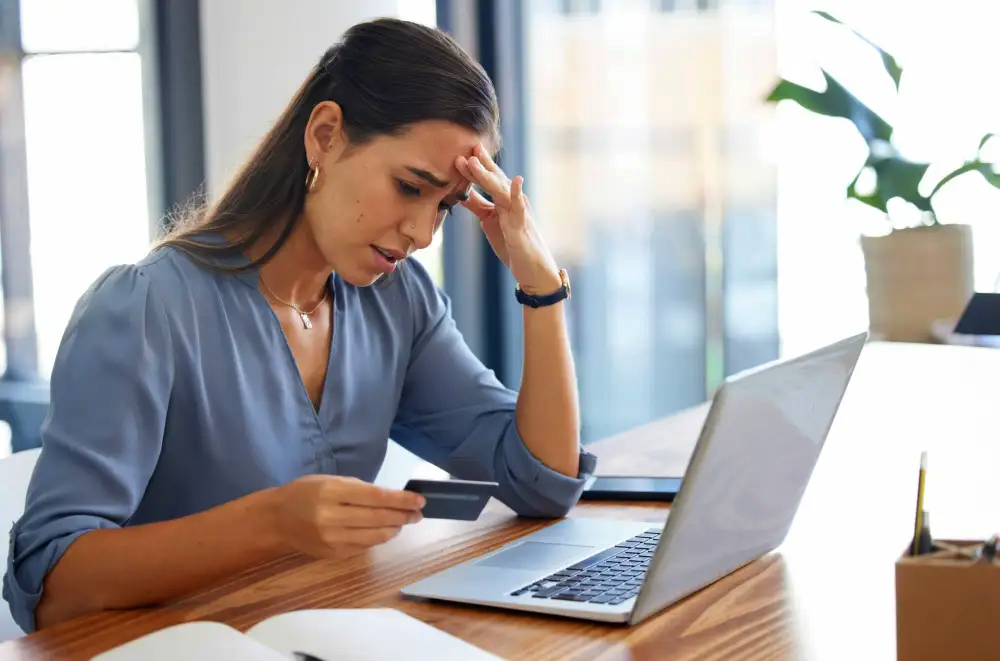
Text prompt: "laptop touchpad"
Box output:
[[475, 541, 594, 571]]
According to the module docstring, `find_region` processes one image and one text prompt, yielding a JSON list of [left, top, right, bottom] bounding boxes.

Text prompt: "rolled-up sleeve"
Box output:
[[2, 263, 173, 633], [389, 263, 596, 518]]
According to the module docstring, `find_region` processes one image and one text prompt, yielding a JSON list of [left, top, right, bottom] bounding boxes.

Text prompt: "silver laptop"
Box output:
[[401, 332, 868, 625]]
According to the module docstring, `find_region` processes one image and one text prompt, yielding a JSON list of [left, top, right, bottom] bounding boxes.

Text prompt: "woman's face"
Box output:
[[302, 102, 491, 286]]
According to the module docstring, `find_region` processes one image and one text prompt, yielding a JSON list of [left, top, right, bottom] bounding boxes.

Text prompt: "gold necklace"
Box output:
[[260, 276, 329, 329]]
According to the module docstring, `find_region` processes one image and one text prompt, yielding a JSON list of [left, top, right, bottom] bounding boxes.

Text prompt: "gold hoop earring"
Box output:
[[305, 160, 319, 192]]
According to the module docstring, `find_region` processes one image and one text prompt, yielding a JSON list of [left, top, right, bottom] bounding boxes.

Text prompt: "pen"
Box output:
[[916, 511, 933, 555], [911, 451, 927, 556]]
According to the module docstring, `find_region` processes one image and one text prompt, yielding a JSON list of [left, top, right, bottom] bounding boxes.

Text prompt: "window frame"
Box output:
[[0, 0, 202, 452]]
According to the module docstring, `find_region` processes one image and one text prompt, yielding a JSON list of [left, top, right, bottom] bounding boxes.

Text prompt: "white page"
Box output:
[[90, 620, 283, 661], [246, 608, 504, 660]]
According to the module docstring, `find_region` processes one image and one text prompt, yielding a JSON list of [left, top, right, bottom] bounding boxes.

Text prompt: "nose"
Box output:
[[401, 211, 437, 251]]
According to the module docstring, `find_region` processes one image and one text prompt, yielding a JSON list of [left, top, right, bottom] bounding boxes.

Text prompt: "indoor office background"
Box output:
[[0, 0, 998, 458]]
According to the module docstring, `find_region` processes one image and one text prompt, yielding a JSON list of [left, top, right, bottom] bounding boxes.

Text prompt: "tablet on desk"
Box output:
[[954, 292, 1000, 336], [579, 475, 682, 501]]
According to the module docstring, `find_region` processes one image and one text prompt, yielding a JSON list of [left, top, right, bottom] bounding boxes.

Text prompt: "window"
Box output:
[[519, 0, 779, 441], [772, 0, 1000, 356], [0, 0, 161, 453], [23, 52, 153, 376], [14, 0, 157, 377]]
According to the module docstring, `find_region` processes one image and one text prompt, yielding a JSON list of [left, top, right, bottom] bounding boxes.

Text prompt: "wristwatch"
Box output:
[[514, 269, 571, 308]]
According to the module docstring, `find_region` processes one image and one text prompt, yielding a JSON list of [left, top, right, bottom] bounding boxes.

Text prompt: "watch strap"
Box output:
[[514, 269, 571, 308]]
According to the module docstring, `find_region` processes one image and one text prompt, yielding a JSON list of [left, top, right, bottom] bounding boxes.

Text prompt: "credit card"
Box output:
[[403, 478, 499, 521]]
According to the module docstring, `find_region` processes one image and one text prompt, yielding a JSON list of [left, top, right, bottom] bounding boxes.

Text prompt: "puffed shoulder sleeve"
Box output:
[[2, 263, 173, 633]]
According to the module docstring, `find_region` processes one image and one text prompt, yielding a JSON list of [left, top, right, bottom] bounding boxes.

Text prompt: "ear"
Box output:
[[304, 100, 349, 165]]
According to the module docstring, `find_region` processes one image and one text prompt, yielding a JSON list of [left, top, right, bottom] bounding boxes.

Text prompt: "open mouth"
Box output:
[[371, 245, 405, 274], [372, 245, 399, 263]]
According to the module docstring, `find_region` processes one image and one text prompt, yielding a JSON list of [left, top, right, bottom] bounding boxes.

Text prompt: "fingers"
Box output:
[[455, 156, 485, 194], [456, 187, 509, 266], [467, 158, 511, 207], [473, 143, 504, 177], [510, 176, 525, 219], [329, 477, 425, 512], [457, 155, 510, 208], [331, 504, 422, 529], [460, 188, 496, 221], [472, 145, 521, 205], [457, 145, 505, 181]]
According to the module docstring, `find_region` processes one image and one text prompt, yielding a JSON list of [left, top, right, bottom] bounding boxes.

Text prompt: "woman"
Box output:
[[2, 18, 596, 633]]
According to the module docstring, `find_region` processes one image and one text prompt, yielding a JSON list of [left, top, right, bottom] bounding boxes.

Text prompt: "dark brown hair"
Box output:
[[155, 17, 500, 272]]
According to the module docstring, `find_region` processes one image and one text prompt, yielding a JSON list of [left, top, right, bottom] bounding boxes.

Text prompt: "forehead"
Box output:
[[375, 120, 494, 176]]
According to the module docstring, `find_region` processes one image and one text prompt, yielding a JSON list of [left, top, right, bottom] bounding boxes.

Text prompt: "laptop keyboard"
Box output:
[[510, 528, 660, 605]]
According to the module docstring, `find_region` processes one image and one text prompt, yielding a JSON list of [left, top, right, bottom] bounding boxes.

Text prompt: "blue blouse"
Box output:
[[2, 243, 597, 633]]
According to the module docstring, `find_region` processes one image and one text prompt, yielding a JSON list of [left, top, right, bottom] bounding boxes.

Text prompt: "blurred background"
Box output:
[[0, 0, 998, 458]]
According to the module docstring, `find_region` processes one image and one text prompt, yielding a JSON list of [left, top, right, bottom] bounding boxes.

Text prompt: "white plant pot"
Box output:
[[860, 224, 974, 343]]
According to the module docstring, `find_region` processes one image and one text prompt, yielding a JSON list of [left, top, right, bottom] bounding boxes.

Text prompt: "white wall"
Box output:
[[199, 0, 400, 196]]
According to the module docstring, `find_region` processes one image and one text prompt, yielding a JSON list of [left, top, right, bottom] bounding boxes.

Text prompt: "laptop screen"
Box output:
[[630, 334, 865, 623]]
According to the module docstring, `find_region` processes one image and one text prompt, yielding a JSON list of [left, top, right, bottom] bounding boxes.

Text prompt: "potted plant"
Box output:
[[765, 11, 1000, 342]]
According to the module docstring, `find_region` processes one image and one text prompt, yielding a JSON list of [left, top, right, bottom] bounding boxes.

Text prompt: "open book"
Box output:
[[91, 608, 504, 660]]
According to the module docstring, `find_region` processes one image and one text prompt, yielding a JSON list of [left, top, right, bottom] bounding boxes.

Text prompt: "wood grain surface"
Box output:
[[2, 341, 998, 660]]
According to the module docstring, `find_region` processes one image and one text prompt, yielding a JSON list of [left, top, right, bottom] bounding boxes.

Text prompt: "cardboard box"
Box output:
[[895, 540, 1000, 661]]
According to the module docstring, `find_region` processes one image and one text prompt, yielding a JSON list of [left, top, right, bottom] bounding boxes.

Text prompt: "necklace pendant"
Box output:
[[299, 311, 312, 329]]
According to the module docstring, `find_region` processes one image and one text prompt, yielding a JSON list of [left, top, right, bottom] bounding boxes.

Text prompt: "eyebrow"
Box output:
[[406, 167, 450, 188]]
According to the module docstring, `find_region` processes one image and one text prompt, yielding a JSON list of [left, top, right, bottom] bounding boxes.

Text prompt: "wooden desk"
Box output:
[[2, 341, 997, 660]]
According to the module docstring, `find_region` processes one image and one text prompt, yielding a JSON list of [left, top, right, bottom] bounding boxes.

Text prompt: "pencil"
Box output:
[[912, 451, 927, 556]]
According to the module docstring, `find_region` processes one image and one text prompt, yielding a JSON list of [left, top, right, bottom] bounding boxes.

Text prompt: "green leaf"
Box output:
[[847, 169, 888, 212], [846, 153, 932, 213], [812, 11, 903, 90], [979, 164, 1000, 190], [874, 156, 932, 211], [766, 70, 892, 144], [930, 160, 1000, 199], [880, 52, 903, 92], [963, 162, 1000, 192], [978, 133, 996, 155]]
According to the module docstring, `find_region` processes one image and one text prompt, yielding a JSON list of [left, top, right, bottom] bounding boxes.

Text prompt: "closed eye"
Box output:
[[398, 180, 421, 197], [398, 179, 457, 215]]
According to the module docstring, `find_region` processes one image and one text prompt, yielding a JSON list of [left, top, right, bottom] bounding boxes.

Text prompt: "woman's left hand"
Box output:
[[455, 144, 563, 295]]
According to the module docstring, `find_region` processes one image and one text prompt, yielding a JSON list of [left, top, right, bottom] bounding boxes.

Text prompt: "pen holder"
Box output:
[[895, 539, 1000, 661]]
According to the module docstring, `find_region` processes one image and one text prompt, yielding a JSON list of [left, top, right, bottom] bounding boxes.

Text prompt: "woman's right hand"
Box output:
[[268, 475, 426, 558]]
